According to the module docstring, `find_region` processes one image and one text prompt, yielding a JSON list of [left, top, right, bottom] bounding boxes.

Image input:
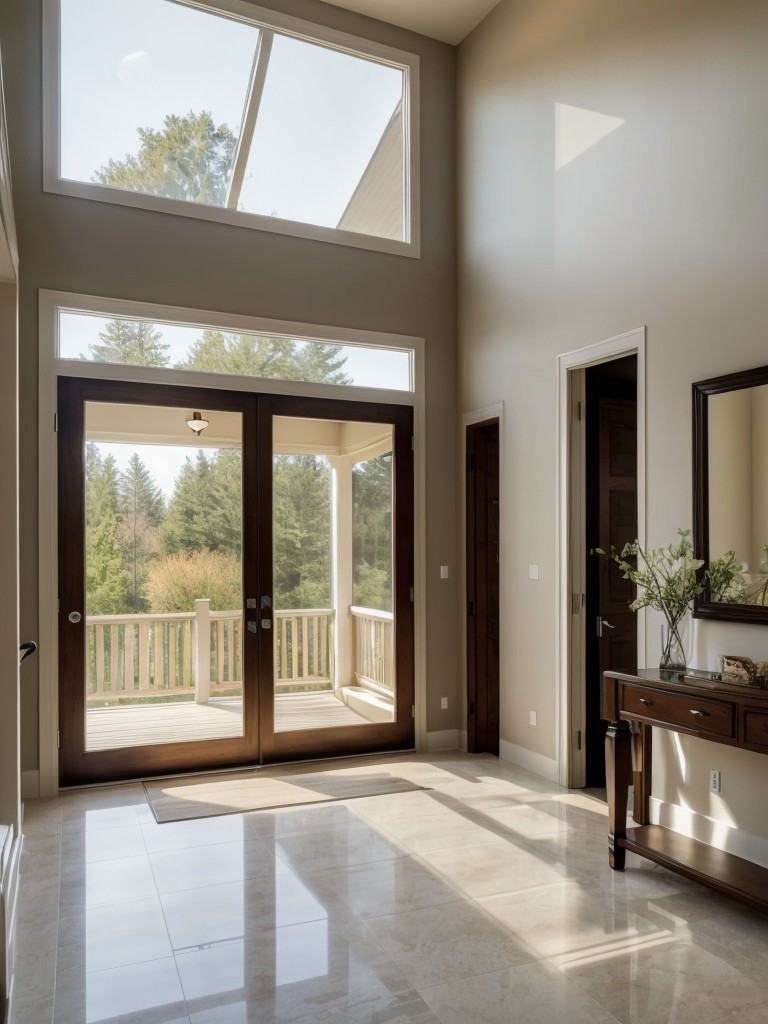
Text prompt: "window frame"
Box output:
[[42, 0, 420, 257]]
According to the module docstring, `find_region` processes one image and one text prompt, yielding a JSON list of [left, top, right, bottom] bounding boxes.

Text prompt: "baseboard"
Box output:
[[427, 729, 460, 752], [499, 740, 559, 783], [20, 771, 40, 800], [650, 797, 768, 869]]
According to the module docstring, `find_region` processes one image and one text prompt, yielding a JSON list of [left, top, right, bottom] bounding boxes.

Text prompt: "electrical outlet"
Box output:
[[710, 769, 721, 793], [529, 710, 537, 726], [440, 697, 448, 710]]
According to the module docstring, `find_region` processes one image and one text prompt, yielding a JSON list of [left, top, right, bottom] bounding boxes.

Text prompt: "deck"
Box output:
[[85, 692, 372, 752]]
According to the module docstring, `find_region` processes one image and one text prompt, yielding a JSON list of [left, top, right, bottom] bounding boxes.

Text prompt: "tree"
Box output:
[[85, 444, 130, 614], [147, 548, 242, 613], [179, 330, 351, 385], [352, 453, 392, 611], [273, 455, 331, 609], [118, 454, 165, 612], [94, 110, 236, 206], [88, 319, 170, 367], [163, 449, 242, 558]]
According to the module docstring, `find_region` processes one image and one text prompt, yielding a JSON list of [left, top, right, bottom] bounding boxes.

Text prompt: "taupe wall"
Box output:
[[458, 0, 768, 836], [0, 0, 458, 774]]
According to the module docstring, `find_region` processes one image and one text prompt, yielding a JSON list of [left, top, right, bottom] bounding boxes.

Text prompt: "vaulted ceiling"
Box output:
[[320, 0, 501, 45]]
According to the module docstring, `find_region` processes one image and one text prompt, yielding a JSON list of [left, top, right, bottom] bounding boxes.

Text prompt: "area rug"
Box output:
[[143, 767, 426, 823]]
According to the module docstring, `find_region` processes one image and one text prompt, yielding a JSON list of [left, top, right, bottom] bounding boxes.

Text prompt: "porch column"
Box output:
[[194, 598, 211, 704], [330, 454, 355, 695]]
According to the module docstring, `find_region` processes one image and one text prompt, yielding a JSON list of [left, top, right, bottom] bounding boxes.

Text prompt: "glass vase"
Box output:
[[660, 613, 688, 670]]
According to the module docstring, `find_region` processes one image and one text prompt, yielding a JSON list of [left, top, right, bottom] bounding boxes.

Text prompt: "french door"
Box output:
[[58, 378, 414, 785]]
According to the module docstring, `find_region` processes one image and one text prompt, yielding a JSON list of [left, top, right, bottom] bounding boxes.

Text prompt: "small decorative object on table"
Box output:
[[720, 654, 768, 688], [596, 529, 724, 671]]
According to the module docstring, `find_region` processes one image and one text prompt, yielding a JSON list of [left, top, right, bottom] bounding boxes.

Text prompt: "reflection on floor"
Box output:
[[86, 692, 371, 750], [12, 753, 768, 1024]]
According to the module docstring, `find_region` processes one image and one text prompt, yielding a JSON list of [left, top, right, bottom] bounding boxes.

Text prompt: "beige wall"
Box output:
[[458, 0, 768, 836], [0, 0, 458, 774]]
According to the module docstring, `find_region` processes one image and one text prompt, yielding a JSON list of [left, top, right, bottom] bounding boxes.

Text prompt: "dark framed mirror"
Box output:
[[694, 364, 768, 623]]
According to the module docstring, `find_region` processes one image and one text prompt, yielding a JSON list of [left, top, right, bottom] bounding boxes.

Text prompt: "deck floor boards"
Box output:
[[86, 692, 371, 751]]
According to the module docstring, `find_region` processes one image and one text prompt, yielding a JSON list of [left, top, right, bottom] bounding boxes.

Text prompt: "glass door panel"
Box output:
[[83, 401, 244, 751], [259, 399, 413, 763]]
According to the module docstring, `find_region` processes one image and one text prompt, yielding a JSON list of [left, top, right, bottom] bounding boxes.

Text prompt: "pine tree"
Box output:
[[163, 450, 242, 557], [85, 444, 130, 614], [89, 319, 170, 367], [352, 453, 393, 611], [178, 330, 350, 385], [94, 110, 237, 206], [118, 454, 165, 612], [273, 455, 332, 609]]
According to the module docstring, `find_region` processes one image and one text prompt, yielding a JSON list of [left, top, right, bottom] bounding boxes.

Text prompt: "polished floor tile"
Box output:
[[10, 753, 768, 1024]]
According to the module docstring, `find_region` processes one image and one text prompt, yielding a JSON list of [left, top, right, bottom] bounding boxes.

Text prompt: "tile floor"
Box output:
[[9, 753, 768, 1024]]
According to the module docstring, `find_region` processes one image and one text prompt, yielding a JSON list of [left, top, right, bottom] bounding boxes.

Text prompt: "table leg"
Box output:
[[632, 722, 652, 824], [605, 719, 632, 870]]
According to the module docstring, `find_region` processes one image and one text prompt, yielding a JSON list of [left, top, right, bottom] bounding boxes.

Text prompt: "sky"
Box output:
[[60, 0, 403, 229]]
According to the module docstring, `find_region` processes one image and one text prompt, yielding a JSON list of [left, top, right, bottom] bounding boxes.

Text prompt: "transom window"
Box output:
[[45, 0, 419, 255], [55, 305, 414, 393]]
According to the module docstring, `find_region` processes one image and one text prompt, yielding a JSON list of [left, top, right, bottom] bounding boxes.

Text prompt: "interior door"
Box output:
[[58, 379, 415, 784]]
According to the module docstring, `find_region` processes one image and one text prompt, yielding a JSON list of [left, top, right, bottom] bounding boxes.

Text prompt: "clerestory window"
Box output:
[[44, 0, 419, 255]]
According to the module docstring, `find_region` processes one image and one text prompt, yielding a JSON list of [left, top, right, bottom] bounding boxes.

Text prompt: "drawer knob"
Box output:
[[689, 709, 709, 717], [638, 697, 653, 706]]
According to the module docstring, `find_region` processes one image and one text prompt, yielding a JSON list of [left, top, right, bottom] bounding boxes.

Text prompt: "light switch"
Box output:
[[440, 565, 450, 579], [529, 564, 539, 580]]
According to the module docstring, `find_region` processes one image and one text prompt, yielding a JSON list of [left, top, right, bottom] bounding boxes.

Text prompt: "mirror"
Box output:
[[694, 364, 768, 623]]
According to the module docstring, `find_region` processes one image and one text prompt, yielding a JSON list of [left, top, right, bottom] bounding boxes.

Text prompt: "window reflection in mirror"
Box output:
[[694, 365, 768, 622]]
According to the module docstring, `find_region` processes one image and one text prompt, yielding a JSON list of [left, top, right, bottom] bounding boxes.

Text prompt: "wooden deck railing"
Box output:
[[85, 604, 335, 705], [351, 606, 394, 695]]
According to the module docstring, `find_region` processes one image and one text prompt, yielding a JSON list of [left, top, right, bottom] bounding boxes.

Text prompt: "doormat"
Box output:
[[143, 768, 426, 823]]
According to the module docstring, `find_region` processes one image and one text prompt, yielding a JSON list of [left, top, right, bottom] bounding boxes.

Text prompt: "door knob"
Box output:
[[68, 611, 82, 623], [596, 617, 615, 638]]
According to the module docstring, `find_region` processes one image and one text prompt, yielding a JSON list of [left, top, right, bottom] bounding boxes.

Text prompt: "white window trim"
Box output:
[[42, 0, 421, 258], [37, 289, 428, 795]]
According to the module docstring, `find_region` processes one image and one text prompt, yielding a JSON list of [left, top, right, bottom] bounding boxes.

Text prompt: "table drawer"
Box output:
[[621, 684, 736, 738], [744, 709, 768, 751]]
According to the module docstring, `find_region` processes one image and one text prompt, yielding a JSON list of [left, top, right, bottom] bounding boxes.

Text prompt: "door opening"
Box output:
[[584, 356, 637, 788], [57, 378, 414, 785], [466, 418, 500, 756]]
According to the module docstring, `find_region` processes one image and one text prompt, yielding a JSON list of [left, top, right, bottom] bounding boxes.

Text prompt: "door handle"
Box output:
[[68, 611, 82, 624], [596, 617, 615, 638]]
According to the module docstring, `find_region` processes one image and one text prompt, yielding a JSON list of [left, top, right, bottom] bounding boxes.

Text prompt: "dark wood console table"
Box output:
[[602, 668, 768, 913]]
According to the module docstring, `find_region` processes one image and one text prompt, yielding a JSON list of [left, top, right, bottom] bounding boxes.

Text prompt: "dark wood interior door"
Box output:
[[586, 390, 637, 786], [466, 419, 500, 755]]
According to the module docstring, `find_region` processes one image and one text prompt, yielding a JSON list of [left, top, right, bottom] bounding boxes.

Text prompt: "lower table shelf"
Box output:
[[620, 824, 768, 914]]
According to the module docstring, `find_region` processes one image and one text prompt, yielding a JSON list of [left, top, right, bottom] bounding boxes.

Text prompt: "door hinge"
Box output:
[[53, 412, 58, 433], [411, 705, 415, 719], [571, 593, 583, 614], [577, 729, 582, 751], [409, 586, 414, 602], [57, 730, 60, 748], [411, 435, 415, 451]]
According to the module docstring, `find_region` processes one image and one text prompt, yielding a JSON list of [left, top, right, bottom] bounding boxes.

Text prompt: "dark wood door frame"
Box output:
[[57, 378, 416, 785], [466, 418, 500, 756]]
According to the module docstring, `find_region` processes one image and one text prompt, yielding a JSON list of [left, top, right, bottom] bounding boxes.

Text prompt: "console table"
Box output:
[[602, 668, 768, 913]]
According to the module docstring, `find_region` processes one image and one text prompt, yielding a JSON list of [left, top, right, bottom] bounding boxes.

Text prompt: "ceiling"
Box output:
[[319, 0, 501, 45]]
